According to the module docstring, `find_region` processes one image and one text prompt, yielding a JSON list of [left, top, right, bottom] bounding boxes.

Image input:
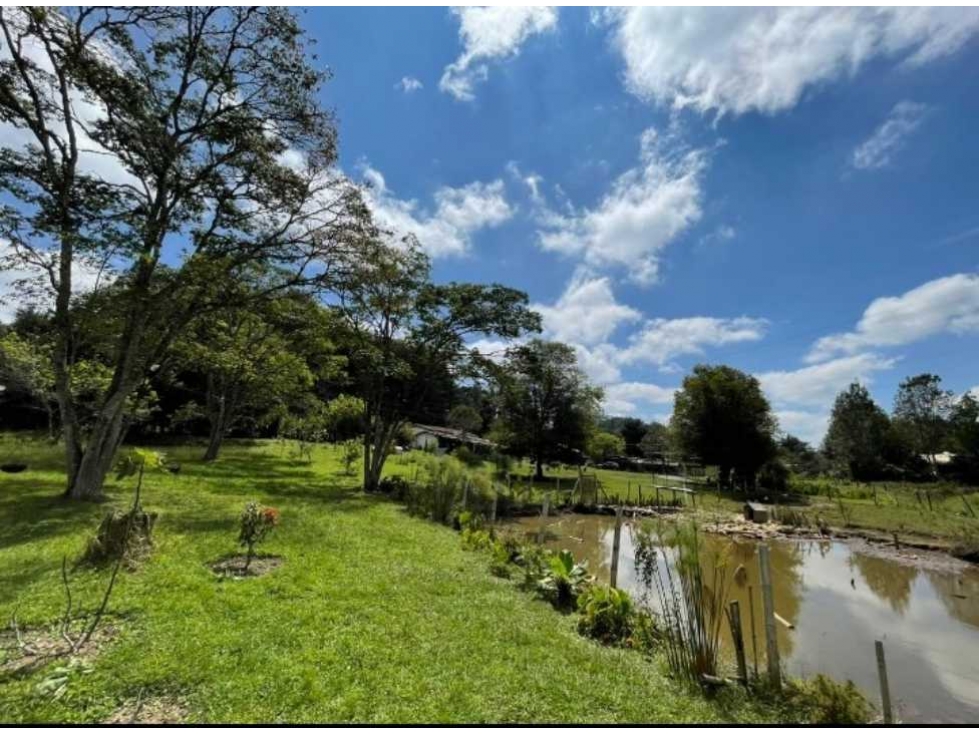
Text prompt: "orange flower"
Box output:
[[262, 507, 280, 525]]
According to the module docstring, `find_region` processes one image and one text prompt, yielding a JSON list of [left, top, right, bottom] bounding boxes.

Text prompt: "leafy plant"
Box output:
[[537, 549, 590, 609], [576, 586, 637, 645], [341, 439, 361, 476], [377, 475, 411, 500], [238, 502, 280, 571], [783, 674, 872, 724]]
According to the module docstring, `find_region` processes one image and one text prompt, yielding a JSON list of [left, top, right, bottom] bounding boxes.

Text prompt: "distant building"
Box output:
[[923, 451, 956, 466], [408, 423, 495, 453]]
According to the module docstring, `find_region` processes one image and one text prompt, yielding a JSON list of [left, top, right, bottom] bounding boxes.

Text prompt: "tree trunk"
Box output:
[[65, 404, 128, 501], [535, 453, 544, 480], [203, 419, 225, 462]]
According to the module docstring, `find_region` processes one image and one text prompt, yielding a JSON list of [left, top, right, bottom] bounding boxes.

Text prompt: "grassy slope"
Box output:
[[0, 436, 779, 724]]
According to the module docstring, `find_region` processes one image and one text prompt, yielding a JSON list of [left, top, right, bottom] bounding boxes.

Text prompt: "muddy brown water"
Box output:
[[505, 513, 979, 724]]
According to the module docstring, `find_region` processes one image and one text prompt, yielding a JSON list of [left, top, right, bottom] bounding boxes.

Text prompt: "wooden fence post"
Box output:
[[655, 486, 661, 508], [875, 640, 893, 724], [610, 505, 623, 588], [758, 545, 781, 689], [748, 585, 760, 679], [727, 600, 748, 686], [537, 493, 550, 545]]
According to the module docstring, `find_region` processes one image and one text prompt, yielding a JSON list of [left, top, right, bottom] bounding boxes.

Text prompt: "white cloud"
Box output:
[[852, 100, 930, 170], [533, 270, 640, 347], [361, 166, 514, 257], [600, 7, 979, 117], [757, 353, 896, 444], [536, 127, 708, 285], [759, 353, 897, 408], [619, 316, 768, 367], [807, 273, 979, 363], [774, 410, 831, 446], [0, 239, 108, 323], [572, 343, 623, 385], [440, 7, 558, 101], [396, 76, 424, 94], [603, 381, 676, 418], [700, 224, 736, 246]]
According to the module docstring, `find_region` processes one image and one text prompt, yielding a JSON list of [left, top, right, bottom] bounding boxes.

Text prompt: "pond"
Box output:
[[504, 512, 979, 724]]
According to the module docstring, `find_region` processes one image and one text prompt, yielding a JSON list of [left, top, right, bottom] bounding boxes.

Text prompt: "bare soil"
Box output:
[[0, 621, 118, 675], [104, 694, 189, 724], [209, 554, 283, 578]]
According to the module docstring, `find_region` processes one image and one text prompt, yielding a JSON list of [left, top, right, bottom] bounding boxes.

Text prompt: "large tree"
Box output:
[[493, 339, 602, 479], [639, 421, 671, 459], [893, 373, 954, 466], [0, 7, 366, 499], [334, 240, 540, 492], [671, 364, 777, 489], [174, 292, 336, 461], [823, 382, 890, 480], [949, 392, 979, 483]]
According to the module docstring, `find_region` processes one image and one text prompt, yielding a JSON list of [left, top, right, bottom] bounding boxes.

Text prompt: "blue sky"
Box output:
[[1, 7, 977, 445], [302, 6, 979, 444]]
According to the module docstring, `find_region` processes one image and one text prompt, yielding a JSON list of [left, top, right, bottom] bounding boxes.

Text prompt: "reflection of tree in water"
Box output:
[[849, 553, 918, 615], [927, 570, 979, 630]]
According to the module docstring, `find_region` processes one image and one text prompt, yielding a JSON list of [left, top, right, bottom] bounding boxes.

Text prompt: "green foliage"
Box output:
[[238, 502, 280, 569], [893, 374, 953, 462], [377, 475, 411, 500], [635, 523, 732, 684], [587, 431, 626, 462], [577, 586, 641, 646], [447, 404, 483, 434], [341, 439, 362, 476], [824, 383, 891, 480], [671, 365, 777, 489], [537, 549, 590, 609], [494, 339, 602, 477], [758, 458, 789, 494], [783, 675, 872, 724], [452, 445, 484, 468]]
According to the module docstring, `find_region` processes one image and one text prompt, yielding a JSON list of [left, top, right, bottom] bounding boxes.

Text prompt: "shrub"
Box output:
[[784, 674, 872, 724], [452, 445, 484, 468], [239, 502, 280, 571], [461, 527, 493, 551], [378, 475, 411, 501], [758, 459, 789, 493], [576, 586, 636, 645], [341, 439, 361, 476], [537, 549, 590, 609]]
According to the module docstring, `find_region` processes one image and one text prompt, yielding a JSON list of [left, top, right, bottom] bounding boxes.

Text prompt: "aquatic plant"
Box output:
[[637, 522, 733, 685]]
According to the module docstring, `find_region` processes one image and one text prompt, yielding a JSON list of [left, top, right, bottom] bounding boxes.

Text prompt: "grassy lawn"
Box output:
[[0, 436, 787, 724]]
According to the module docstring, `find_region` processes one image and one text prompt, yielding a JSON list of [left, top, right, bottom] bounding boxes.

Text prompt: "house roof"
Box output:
[[409, 423, 495, 448]]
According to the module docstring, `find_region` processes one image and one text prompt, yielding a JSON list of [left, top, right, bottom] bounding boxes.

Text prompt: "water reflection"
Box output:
[[504, 512, 979, 723]]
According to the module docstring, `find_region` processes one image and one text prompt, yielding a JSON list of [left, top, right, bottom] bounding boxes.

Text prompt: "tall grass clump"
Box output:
[[634, 522, 732, 686]]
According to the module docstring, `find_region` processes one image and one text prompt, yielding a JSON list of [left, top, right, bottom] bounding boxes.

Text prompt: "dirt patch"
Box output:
[[0, 621, 118, 675], [104, 693, 189, 724], [209, 554, 283, 578]]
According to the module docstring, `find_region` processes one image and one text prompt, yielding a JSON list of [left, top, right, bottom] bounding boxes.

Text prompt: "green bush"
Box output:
[[378, 475, 411, 500], [576, 586, 636, 645], [452, 445, 484, 468], [537, 549, 590, 609], [784, 674, 872, 724]]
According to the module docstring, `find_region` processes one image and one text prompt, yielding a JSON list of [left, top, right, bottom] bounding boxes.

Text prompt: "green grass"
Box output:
[[461, 454, 979, 548], [0, 435, 789, 724]]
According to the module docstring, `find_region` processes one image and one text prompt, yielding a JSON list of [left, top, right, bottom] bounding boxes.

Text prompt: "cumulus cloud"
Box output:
[[0, 239, 109, 323], [536, 128, 708, 285], [759, 353, 897, 408], [603, 381, 676, 417], [395, 76, 424, 93], [440, 7, 558, 101], [533, 270, 640, 347], [599, 7, 979, 117], [852, 101, 930, 170], [758, 353, 897, 445], [807, 273, 979, 363], [618, 316, 767, 366], [361, 166, 514, 257]]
